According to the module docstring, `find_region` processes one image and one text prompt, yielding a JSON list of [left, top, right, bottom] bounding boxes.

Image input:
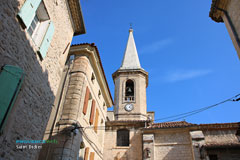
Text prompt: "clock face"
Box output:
[[125, 104, 133, 111]]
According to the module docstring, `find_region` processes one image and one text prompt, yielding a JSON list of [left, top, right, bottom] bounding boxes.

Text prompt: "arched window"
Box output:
[[125, 79, 134, 101], [117, 129, 129, 146]]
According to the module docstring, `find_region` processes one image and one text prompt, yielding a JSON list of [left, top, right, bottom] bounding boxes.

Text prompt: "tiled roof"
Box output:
[[108, 120, 150, 123], [204, 142, 240, 149], [146, 121, 195, 129], [70, 43, 113, 106], [197, 122, 240, 130]]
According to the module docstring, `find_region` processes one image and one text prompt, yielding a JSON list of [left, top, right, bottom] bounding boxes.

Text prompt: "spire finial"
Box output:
[[120, 24, 141, 70], [129, 23, 133, 32]]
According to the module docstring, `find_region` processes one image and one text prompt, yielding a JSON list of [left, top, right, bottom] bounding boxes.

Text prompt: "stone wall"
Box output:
[[143, 134, 154, 160], [0, 0, 75, 159], [202, 129, 240, 160], [104, 128, 143, 160], [41, 45, 111, 160], [113, 72, 147, 120], [154, 129, 194, 160], [73, 55, 108, 160], [224, 0, 240, 58]]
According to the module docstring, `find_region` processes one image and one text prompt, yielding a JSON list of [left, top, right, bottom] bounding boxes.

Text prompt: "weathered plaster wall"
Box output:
[[224, 0, 240, 58], [154, 129, 194, 160], [43, 52, 108, 160], [0, 0, 74, 159], [113, 73, 147, 120], [103, 128, 143, 160]]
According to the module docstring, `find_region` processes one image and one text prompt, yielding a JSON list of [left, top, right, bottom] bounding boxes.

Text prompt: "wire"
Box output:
[[154, 93, 240, 122], [43, 93, 240, 134]]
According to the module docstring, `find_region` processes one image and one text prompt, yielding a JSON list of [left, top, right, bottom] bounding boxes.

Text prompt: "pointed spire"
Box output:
[[120, 29, 142, 70]]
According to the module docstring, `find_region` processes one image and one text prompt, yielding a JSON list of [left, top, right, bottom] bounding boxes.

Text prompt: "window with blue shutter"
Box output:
[[39, 21, 54, 58], [0, 65, 24, 131], [17, 0, 42, 29], [17, 0, 55, 59]]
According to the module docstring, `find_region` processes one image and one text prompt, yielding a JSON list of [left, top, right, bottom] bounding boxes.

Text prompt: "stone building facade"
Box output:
[[210, 0, 240, 59], [0, 0, 85, 159], [142, 121, 240, 160], [191, 122, 240, 160], [1, 0, 239, 159], [39, 43, 113, 160]]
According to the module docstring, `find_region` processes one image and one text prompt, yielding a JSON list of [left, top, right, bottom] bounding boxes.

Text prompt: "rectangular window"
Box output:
[[17, 0, 54, 59], [89, 100, 95, 125], [209, 155, 218, 160], [0, 65, 24, 131], [117, 129, 130, 146]]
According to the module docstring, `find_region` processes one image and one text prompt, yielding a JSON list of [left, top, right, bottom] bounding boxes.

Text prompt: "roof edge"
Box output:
[[209, 0, 229, 23], [70, 43, 113, 106], [68, 0, 86, 35]]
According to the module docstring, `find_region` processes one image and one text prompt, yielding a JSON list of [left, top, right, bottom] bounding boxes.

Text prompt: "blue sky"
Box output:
[[72, 0, 240, 124]]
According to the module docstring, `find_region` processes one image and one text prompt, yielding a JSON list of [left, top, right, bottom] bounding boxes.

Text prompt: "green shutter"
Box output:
[[17, 0, 42, 29], [39, 21, 54, 58], [0, 65, 24, 131]]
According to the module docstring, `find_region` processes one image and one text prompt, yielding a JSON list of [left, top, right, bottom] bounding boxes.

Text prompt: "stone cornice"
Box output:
[[105, 120, 150, 129], [112, 68, 149, 87], [209, 0, 229, 22], [68, 0, 86, 35]]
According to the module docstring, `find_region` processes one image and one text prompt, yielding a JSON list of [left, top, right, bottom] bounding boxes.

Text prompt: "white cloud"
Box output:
[[140, 38, 173, 54], [164, 69, 213, 82]]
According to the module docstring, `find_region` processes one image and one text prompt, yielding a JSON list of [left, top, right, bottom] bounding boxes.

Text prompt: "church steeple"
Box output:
[[112, 28, 149, 121], [120, 29, 142, 70]]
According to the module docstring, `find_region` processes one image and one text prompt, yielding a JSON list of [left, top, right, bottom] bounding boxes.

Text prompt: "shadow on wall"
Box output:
[[114, 130, 143, 160], [39, 125, 83, 160], [0, 0, 56, 159]]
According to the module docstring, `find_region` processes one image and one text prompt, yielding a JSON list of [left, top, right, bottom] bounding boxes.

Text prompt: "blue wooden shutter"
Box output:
[[0, 65, 24, 131], [17, 0, 42, 29], [39, 21, 55, 58]]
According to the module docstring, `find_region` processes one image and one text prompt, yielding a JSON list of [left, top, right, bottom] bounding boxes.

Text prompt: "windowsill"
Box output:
[[123, 101, 136, 104], [25, 32, 43, 60], [113, 146, 130, 149]]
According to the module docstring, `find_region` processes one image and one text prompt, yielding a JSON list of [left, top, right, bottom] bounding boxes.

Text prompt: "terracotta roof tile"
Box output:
[[204, 142, 240, 149], [146, 121, 195, 129], [109, 120, 150, 123], [197, 122, 240, 130]]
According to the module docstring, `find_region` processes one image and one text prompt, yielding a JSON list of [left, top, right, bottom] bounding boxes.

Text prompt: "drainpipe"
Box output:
[[213, 6, 240, 49]]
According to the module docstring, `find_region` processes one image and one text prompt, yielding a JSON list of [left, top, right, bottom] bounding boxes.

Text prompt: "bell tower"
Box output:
[[112, 28, 148, 120]]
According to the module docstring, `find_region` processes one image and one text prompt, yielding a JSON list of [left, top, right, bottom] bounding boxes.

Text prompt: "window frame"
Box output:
[[123, 79, 135, 103], [17, 0, 55, 59], [116, 129, 130, 147]]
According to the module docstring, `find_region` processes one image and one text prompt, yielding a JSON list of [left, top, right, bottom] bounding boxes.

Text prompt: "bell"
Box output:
[[127, 87, 132, 92]]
